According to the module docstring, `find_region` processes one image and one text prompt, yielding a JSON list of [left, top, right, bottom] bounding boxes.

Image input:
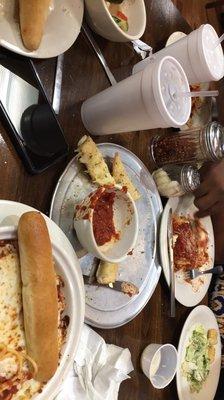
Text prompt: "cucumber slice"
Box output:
[[113, 16, 129, 32]]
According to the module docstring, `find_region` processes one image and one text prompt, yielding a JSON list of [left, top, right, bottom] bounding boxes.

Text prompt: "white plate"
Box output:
[[50, 143, 163, 328], [176, 305, 221, 400], [0, 0, 84, 58], [0, 200, 85, 400], [160, 195, 214, 307]]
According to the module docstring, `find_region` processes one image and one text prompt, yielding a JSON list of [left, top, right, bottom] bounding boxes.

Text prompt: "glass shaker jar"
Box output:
[[150, 121, 224, 167], [153, 164, 200, 197]]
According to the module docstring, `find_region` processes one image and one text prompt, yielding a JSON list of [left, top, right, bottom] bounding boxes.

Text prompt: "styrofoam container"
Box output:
[[133, 24, 224, 84], [0, 225, 85, 400], [81, 56, 191, 135], [84, 0, 146, 42], [74, 185, 139, 263]]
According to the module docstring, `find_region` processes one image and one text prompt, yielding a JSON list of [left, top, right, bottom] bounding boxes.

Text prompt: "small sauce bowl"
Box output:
[[74, 185, 138, 263]]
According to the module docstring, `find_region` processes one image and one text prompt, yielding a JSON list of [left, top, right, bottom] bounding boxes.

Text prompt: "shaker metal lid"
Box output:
[[206, 121, 224, 161], [181, 165, 200, 192], [202, 24, 224, 81]]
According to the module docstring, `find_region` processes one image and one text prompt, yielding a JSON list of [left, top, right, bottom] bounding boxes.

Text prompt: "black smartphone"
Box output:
[[0, 49, 68, 174]]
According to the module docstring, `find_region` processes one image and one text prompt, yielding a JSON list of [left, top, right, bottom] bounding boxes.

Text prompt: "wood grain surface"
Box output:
[[0, 1, 211, 399]]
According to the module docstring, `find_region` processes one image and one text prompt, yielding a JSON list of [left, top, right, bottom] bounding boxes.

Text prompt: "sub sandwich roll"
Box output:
[[19, 0, 51, 50], [18, 211, 59, 382]]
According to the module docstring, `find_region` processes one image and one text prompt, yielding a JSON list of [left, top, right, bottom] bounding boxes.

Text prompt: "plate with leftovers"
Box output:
[[160, 194, 214, 307], [0, 0, 84, 58], [165, 31, 212, 131], [0, 203, 84, 400], [50, 137, 162, 328], [176, 305, 221, 400]]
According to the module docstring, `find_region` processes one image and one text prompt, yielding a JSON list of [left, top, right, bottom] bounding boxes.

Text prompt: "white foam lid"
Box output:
[[154, 57, 191, 126], [202, 24, 224, 80]]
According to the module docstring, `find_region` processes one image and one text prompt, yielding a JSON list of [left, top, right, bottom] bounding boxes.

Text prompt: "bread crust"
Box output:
[[18, 211, 59, 382], [19, 0, 51, 50], [96, 261, 118, 284], [112, 152, 140, 201], [78, 135, 115, 186]]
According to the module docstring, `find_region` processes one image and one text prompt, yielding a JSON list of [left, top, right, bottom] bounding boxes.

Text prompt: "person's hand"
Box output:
[[194, 159, 224, 217]]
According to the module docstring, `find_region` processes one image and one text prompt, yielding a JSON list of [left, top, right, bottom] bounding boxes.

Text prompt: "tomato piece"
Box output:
[[116, 11, 128, 21]]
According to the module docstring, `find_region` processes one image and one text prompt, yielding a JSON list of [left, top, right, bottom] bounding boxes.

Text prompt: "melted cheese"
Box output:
[[78, 136, 115, 186], [0, 243, 42, 398], [0, 356, 18, 379], [0, 244, 24, 347], [0, 243, 67, 399], [112, 153, 140, 201]]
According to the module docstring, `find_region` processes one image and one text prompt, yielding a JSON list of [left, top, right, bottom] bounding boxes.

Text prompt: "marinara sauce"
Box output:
[[92, 191, 119, 246]]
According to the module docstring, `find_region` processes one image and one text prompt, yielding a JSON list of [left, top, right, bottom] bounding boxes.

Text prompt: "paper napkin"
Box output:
[[56, 324, 134, 400]]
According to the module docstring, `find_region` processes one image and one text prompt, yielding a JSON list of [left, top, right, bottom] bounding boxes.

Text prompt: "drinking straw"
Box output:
[[179, 90, 219, 98], [214, 33, 224, 48]]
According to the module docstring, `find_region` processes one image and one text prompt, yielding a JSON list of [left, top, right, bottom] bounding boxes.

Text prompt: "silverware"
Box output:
[[86, 259, 99, 285], [82, 22, 117, 86], [185, 265, 224, 280], [52, 53, 64, 114], [83, 274, 139, 296], [167, 208, 175, 318]]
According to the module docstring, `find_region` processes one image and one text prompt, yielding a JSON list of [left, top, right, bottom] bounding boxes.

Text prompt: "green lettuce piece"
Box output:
[[181, 325, 211, 393], [112, 16, 129, 32]]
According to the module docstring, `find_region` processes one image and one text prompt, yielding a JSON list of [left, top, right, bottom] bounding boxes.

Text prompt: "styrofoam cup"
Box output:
[[81, 56, 191, 135], [133, 24, 224, 84], [140, 344, 177, 389]]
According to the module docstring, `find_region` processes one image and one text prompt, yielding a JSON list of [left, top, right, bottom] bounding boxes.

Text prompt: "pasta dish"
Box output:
[[172, 214, 209, 273], [0, 240, 67, 400]]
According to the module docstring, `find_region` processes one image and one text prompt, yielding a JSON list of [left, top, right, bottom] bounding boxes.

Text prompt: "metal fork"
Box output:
[[185, 265, 224, 280]]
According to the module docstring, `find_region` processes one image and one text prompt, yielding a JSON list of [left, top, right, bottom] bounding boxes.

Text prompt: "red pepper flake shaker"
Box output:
[[149, 121, 224, 167]]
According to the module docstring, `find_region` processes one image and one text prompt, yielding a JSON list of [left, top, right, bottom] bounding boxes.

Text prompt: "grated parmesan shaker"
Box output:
[[153, 164, 200, 197]]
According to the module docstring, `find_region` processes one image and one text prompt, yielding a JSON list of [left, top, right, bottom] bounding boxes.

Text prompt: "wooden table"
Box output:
[[0, 1, 206, 399]]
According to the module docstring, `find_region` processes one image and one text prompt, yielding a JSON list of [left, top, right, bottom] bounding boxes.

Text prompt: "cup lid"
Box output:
[[201, 24, 224, 81], [150, 56, 191, 127], [181, 165, 201, 192], [206, 121, 224, 160]]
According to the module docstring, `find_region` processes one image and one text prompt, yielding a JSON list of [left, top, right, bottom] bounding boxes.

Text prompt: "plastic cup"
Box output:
[[133, 24, 224, 84], [81, 56, 191, 135], [140, 344, 177, 389]]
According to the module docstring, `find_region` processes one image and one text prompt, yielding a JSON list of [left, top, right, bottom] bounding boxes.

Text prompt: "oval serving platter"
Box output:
[[50, 143, 162, 327]]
